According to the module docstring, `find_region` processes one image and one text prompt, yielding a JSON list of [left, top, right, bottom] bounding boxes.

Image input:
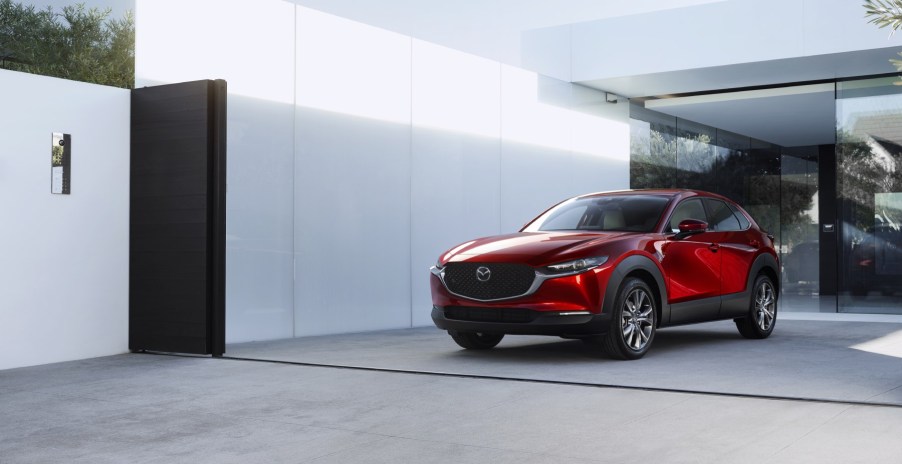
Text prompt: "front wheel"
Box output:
[[735, 275, 777, 339], [602, 277, 657, 360], [448, 330, 504, 349]]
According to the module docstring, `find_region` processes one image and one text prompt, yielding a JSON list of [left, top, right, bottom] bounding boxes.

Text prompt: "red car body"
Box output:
[[430, 189, 779, 358]]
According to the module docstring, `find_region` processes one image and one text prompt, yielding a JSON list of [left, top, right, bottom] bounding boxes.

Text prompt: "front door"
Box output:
[[661, 198, 722, 323]]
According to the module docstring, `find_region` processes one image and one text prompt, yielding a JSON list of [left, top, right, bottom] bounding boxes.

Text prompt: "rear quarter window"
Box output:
[[704, 199, 742, 231], [727, 203, 751, 230]]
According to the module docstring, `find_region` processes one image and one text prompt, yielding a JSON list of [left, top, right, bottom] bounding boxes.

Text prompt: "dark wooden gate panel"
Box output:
[[130, 80, 226, 355]]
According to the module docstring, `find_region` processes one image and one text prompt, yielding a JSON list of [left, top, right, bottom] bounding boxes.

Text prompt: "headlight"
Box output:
[[545, 256, 607, 275], [431, 257, 445, 276]]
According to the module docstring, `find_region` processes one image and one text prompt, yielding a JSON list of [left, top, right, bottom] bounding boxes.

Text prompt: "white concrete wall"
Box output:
[[289, 0, 723, 69], [0, 70, 130, 370], [136, 0, 298, 344], [136, 1, 630, 342]]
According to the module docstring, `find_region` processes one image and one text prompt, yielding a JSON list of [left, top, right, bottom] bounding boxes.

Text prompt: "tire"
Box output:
[[448, 330, 504, 349], [601, 277, 657, 360], [735, 274, 777, 339]]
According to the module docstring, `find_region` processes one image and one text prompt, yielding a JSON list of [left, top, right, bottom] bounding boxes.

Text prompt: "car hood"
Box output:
[[441, 231, 630, 266]]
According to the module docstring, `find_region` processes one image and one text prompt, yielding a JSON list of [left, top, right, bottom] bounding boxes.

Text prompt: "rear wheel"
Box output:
[[602, 277, 657, 360], [735, 274, 777, 339], [448, 330, 504, 349]]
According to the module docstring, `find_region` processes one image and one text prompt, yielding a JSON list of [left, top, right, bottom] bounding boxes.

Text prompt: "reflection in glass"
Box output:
[[837, 77, 902, 313], [629, 103, 790, 305], [629, 104, 676, 189], [780, 147, 819, 298], [676, 119, 716, 193], [744, 138, 781, 242], [628, 104, 780, 239], [630, 94, 839, 313]]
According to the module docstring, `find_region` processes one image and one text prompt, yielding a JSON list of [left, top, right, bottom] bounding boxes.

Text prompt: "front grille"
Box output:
[[443, 262, 535, 301], [444, 306, 538, 323]]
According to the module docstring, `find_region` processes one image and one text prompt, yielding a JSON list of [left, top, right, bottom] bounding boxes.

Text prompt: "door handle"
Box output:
[[708, 243, 719, 252], [749, 239, 760, 248]]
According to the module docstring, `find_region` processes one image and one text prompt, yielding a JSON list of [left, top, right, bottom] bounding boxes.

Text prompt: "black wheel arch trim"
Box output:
[[748, 253, 780, 294], [602, 254, 671, 326]]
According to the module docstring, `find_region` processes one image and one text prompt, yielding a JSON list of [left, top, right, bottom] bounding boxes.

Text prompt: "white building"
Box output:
[[2, 0, 901, 369]]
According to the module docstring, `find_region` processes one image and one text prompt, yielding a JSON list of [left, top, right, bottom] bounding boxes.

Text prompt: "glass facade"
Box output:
[[837, 77, 902, 313], [631, 77, 902, 315], [629, 102, 820, 311], [629, 103, 781, 243], [780, 147, 822, 311]]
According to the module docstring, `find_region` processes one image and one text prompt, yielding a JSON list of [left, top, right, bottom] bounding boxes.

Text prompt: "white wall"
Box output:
[[136, 0, 298, 343], [136, 1, 630, 342], [0, 70, 130, 370], [290, 0, 723, 69]]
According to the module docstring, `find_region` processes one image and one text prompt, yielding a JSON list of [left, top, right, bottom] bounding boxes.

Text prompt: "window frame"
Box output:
[[664, 198, 708, 234], [727, 202, 752, 231], [701, 198, 745, 232]]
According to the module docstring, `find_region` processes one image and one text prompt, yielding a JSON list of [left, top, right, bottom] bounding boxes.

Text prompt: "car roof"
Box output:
[[574, 189, 732, 202]]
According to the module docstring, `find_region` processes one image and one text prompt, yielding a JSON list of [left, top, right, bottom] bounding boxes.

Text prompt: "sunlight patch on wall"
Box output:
[[138, 1, 629, 155], [502, 65, 629, 161], [412, 40, 500, 139], [296, 7, 411, 125], [136, 0, 295, 104]]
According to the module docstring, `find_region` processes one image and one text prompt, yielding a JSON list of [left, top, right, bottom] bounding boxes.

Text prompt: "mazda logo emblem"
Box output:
[[476, 266, 491, 282]]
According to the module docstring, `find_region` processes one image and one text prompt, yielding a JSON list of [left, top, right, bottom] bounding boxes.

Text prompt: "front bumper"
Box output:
[[431, 305, 612, 336], [429, 262, 616, 336]]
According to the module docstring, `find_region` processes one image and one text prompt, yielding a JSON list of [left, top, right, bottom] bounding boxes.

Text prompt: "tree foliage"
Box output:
[[865, 0, 902, 74], [0, 0, 134, 88], [865, 0, 902, 33]]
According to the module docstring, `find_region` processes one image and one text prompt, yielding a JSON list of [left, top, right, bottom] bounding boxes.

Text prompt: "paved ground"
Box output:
[[5, 316, 902, 463], [2, 351, 902, 463], [228, 319, 902, 405]]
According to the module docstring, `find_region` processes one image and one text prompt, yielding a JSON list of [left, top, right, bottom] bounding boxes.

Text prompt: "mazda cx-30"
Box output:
[[429, 189, 779, 360]]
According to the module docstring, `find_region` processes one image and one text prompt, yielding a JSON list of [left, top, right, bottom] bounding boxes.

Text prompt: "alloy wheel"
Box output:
[[754, 280, 776, 331], [621, 288, 654, 351]]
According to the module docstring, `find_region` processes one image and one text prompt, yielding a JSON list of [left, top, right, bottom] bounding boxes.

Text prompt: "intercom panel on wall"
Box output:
[[51, 132, 71, 194]]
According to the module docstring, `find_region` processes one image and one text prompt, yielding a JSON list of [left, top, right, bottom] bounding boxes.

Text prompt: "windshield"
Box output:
[[523, 194, 672, 233]]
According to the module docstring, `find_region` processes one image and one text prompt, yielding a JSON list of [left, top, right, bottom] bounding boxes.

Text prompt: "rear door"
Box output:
[[702, 198, 759, 318]]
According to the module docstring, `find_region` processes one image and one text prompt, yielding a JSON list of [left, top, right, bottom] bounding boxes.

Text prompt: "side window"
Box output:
[[728, 203, 751, 230], [703, 199, 742, 231], [668, 199, 707, 233]]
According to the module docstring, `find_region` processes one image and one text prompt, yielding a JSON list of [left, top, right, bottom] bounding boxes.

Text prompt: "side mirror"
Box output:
[[675, 219, 708, 239]]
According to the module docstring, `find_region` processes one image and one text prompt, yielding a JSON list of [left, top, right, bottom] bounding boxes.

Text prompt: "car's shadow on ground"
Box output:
[[440, 326, 746, 363]]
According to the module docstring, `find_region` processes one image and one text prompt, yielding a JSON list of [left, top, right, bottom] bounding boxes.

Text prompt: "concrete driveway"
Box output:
[[227, 318, 902, 406]]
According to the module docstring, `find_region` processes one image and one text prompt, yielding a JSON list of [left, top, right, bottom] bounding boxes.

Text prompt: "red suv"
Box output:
[[430, 190, 779, 360]]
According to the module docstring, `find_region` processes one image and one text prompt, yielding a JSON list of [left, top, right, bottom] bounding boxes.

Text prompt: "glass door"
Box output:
[[780, 147, 822, 311], [837, 77, 902, 313]]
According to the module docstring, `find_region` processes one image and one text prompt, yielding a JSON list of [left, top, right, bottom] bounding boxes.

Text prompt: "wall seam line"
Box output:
[[498, 63, 503, 234], [409, 38, 414, 329], [291, 3, 298, 339]]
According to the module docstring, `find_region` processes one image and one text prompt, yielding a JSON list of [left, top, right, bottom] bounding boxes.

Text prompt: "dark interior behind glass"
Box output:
[[536, 195, 671, 232]]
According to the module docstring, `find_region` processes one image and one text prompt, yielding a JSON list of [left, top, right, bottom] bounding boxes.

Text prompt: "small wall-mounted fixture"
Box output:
[[51, 132, 71, 194], [605, 92, 618, 104]]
